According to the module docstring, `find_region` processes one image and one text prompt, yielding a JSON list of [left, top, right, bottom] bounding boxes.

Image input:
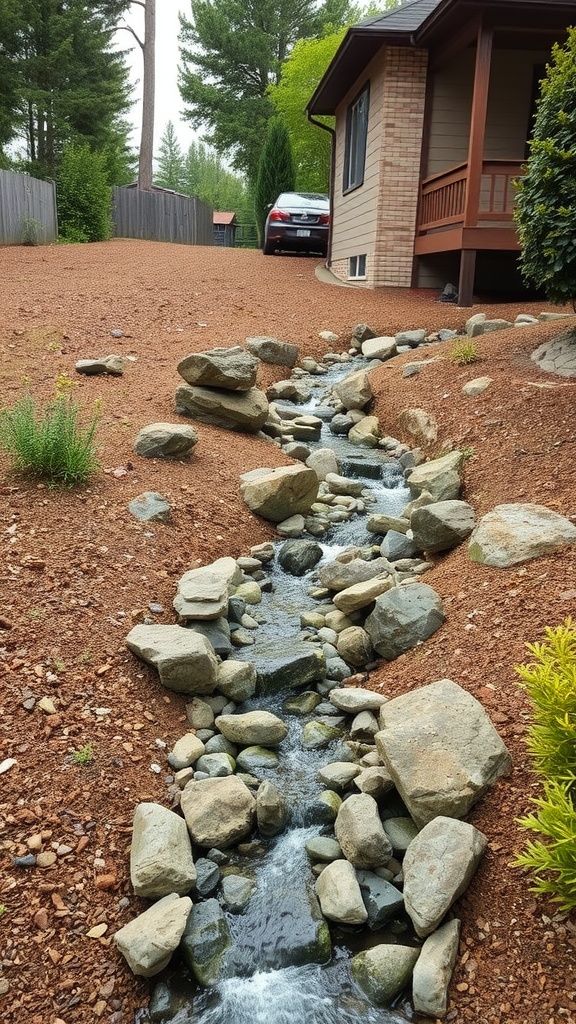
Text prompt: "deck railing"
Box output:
[[417, 159, 524, 233]]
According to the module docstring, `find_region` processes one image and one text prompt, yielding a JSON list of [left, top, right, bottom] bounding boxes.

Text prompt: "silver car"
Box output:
[[263, 192, 330, 256]]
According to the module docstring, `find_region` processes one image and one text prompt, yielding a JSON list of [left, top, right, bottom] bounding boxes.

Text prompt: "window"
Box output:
[[343, 83, 370, 193], [349, 254, 366, 280]]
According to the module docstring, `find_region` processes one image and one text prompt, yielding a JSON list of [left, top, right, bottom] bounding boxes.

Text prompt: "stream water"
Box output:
[[140, 361, 419, 1024]]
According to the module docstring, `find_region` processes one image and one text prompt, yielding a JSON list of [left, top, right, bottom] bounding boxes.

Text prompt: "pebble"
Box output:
[[37, 696, 57, 715], [148, 602, 164, 614], [0, 979, 9, 995], [110, 329, 124, 337], [0, 757, 17, 774], [150, 763, 162, 774], [12, 854, 36, 868], [36, 851, 57, 867], [27, 833, 43, 851], [95, 873, 117, 890], [34, 908, 49, 930]]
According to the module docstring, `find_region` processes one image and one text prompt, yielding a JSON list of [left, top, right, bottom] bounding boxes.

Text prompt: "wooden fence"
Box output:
[[112, 186, 213, 246], [0, 170, 58, 245]]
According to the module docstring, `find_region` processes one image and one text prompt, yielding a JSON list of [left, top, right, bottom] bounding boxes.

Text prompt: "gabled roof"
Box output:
[[213, 212, 236, 225], [307, 0, 576, 115]]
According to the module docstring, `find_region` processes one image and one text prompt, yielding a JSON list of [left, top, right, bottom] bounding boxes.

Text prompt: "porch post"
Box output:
[[458, 19, 493, 305]]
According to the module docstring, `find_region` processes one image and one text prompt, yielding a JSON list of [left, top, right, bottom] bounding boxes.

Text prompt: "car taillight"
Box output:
[[269, 209, 290, 222], [318, 213, 330, 225]]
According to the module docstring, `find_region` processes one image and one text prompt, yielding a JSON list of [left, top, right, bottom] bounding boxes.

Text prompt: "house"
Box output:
[[306, 0, 576, 305], [213, 212, 237, 247]]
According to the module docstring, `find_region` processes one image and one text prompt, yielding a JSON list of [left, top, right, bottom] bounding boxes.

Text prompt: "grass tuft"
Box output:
[[0, 391, 99, 486], [449, 340, 480, 365]]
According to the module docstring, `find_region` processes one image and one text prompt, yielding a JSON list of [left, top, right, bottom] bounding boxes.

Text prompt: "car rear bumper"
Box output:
[[266, 225, 328, 253]]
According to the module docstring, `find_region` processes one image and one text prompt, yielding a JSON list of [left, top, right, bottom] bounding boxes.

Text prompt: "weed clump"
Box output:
[[449, 340, 480, 365]]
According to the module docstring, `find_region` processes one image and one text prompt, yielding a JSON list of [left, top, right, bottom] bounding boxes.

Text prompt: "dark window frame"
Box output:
[[343, 82, 370, 194]]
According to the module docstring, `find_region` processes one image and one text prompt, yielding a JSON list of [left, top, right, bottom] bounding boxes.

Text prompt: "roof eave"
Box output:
[[307, 27, 413, 116]]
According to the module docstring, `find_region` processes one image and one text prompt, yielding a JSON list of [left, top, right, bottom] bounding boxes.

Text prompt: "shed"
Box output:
[[213, 212, 237, 247]]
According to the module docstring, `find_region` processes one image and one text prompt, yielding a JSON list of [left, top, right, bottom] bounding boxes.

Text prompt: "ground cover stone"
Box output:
[[134, 423, 198, 459], [125, 624, 219, 694]]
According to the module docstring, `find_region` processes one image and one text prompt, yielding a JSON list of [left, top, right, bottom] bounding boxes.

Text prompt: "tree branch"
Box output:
[[117, 24, 144, 50], [130, 0, 146, 8]]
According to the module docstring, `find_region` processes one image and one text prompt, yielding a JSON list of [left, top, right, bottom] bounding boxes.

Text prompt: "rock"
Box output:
[[114, 893, 192, 977], [180, 776, 256, 848], [177, 346, 259, 391], [396, 329, 426, 347], [318, 556, 391, 592], [194, 857, 221, 896], [215, 711, 288, 746], [305, 448, 339, 481], [283, 442, 311, 463], [382, 817, 419, 852], [352, 323, 376, 345], [361, 336, 397, 360], [176, 383, 269, 432], [235, 580, 262, 605], [256, 780, 288, 837], [465, 312, 486, 336], [196, 752, 236, 777], [221, 874, 255, 912], [351, 944, 420, 1006], [315, 859, 368, 924], [403, 816, 487, 937], [375, 678, 511, 826], [174, 557, 242, 620], [406, 450, 464, 501], [236, 745, 279, 773], [329, 687, 387, 713], [76, 355, 124, 376], [397, 408, 438, 445], [353, 766, 394, 799], [333, 576, 394, 614], [126, 624, 218, 694], [278, 538, 323, 576], [468, 503, 576, 567], [217, 660, 257, 702], [180, 899, 231, 986], [350, 710, 379, 741], [470, 317, 513, 336], [325, 472, 365, 498], [240, 464, 318, 523], [267, 380, 312, 404], [130, 803, 196, 899], [246, 335, 299, 366], [253, 642, 325, 694], [335, 793, 392, 869], [462, 376, 493, 396], [284, 691, 322, 715], [336, 626, 373, 668], [305, 836, 343, 862], [364, 583, 445, 660], [348, 416, 380, 447], [412, 919, 461, 1019], [276, 513, 306, 537], [188, 618, 232, 658], [356, 870, 405, 928], [366, 513, 411, 535], [128, 492, 172, 523], [301, 721, 342, 749], [380, 530, 420, 560], [317, 762, 361, 791], [134, 423, 198, 459], [333, 368, 373, 410], [185, 696, 216, 730], [304, 789, 342, 825], [168, 733, 205, 771], [410, 500, 476, 553]]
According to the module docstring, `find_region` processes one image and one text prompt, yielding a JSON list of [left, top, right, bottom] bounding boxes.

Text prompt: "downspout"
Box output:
[[307, 112, 336, 268]]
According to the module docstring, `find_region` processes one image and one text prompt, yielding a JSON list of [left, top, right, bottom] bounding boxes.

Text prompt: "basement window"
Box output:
[[349, 254, 366, 280]]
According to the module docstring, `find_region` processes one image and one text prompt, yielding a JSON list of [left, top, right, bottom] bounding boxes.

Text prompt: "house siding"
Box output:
[[330, 46, 427, 288]]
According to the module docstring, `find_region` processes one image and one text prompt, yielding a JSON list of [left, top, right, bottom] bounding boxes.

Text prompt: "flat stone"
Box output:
[[126, 624, 218, 694], [134, 423, 198, 459], [469, 503, 576, 567], [329, 687, 388, 713], [130, 803, 196, 898], [114, 893, 192, 977], [333, 575, 394, 614], [173, 557, 242, 620], [462, 376, 493, 396], [128, 492, 171, 523], [412, 919, 461, 1019], [177, 346, 259, 391], [361, 336, 397, 360], [76, 355, 124, 376]]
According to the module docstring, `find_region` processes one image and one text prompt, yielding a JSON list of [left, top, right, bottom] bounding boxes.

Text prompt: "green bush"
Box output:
[[514, 619, 576, 909], [448, 340, 480, 365], [0, 389, 100, 486], [57, 143, 112, 242]]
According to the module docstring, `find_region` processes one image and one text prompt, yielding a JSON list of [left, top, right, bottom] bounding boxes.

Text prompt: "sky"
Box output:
[[115, 2, 197, 155]]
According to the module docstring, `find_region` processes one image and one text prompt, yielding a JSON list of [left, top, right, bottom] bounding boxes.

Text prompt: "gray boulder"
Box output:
[[353, 766, 394, 799], [168, 732, 205, 770], [375, 678, 511, 827], [315, 859, 368, 925], [412, 919, 461, 1019], [318, 556, 391, 592], [114, 893, 192, 977], [176, 383, 269, 432], [246, 335, 299, 366], [397, 407, 438, 445], [221, 874, 255, 912], [305, 836, 343, 862], [130, 802, 196, 898], [173, 557, 242, 621], [468, 503, 576, 567], [329, 687, 388, 713], [411, 500, 476, 553], [382, 817, 419, 852], [215, 711, 288, 746], [256, 780, 288, 837], [278, 538, 323, 576], [333, 576, 394, 614], [180, 776, 256, 848], [180, 899, 231, 986], [240, 464, 319, 523], [364, 583, 445, 660], [306, 448, 339, 481], [351, 944, 420, 1006], [217, 659, 257, 702], [333, 368, 373, 410], [134, 422, 198, 459], [334, 793, 392, 869], [380, 530, 420, 560], [336, 626, 374, 668], [253, 642, 326, 694], [236, 745, 279, 773], [356, 870, 405, 928], [128, 491, 172, 523], [317, 761, 361, 792], [195, 752, 236, 777], [403, 816, 487, 937], [406, 451, 464, 501], [361, 336, 397, 360], [348, 415, 380, 447], [125, 624, 218, 694], [177, 346, 259, 391]]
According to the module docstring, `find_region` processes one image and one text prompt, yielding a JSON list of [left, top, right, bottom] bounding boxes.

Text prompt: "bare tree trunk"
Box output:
[[138, 0, 155, 189]]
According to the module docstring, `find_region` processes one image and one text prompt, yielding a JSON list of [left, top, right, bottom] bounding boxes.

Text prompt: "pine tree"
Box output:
[[254, 117, 295, 246], [515, 28, 576, 306], [155, 122, 184, 191]]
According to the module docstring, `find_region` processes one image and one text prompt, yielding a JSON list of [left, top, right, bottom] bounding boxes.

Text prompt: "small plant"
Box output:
[[72, 743, 94, 766], [53, 658, 66, 672], [449, 340, 480, 365], [0, 904, 7, 919], [458, 445, 475, 461], [0, 388, 100, 486], [20, 216, 42, 246], [80, 647, 93, 664], [513, 619, 576, 910]]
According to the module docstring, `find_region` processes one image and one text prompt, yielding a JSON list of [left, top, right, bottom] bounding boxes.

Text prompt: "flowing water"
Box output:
[[141, 361, 418, 1024]]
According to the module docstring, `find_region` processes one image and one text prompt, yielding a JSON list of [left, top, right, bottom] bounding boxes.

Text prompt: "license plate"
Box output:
[[296, 229, 311, 237]]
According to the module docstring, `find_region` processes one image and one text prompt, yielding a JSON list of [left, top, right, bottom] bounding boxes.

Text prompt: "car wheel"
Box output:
[[262, 237, 275, 255]]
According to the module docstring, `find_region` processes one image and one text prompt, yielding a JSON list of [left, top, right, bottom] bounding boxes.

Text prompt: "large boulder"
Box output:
[[114, 893, 192, 977], [356, 870, 405, 929], [333, 575, 394, 614], [351, 944, 420, 1006], [334, 793, 392, 869], [305, 448, 339, 481], [412, 919, 461, 1019], [315, 859, 368, 925], [180, 776, 256, 848], [411, 500, 476, 553], [177, 346, 259, 391], [364, 583, 445, 660], [375, 678, 511, 826], [176, 383, 269, 432], [173, 557, 242, 620], [348, 415, 380, 447], [278, 538, 324, 576], [180, 899, 231, 986], [256, 780, 288, 837], [318, 556, 392, 592], [130, 803, 196, 898], [333, 368, 373, 410], [397, 407, 438, 445], [240, 464, 319, 523], [403, 817, 487, 937], [406, 451, 464, 501], [246, 335, 299, 366], [134, 422, 198, 459], [215, 710, 288, 746], [468, 503, 576, 567], [253, 642, 326, 694], [125, 624, 219, 694]]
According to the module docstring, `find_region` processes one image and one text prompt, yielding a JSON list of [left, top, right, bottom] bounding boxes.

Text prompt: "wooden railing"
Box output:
[[417, 159, 524, 233]]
